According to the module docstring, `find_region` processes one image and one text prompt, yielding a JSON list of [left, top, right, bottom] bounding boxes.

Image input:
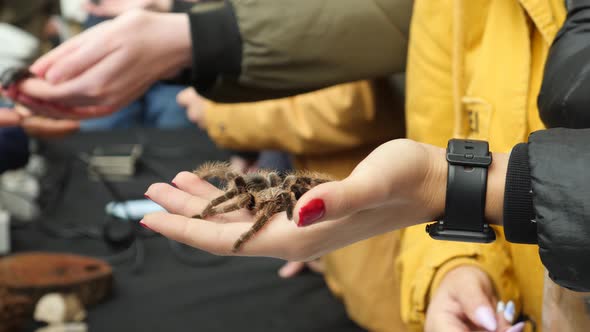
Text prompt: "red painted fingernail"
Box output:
[[297, 199, 325, 227], [171, 181, 178, 188], [139, 220, 154, 231], [144, 194, 151, 200]]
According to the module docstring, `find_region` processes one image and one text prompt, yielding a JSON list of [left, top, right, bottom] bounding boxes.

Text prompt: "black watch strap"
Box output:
[[426, 139, 496, 243]]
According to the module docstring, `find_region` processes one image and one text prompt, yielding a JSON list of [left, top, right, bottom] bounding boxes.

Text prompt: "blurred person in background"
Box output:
[[0, 0, 79, 174], [84, 0, 292, 174]]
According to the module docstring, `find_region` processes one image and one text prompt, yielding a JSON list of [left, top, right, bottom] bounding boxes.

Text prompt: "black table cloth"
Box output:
[[11, 128, 364, 332]]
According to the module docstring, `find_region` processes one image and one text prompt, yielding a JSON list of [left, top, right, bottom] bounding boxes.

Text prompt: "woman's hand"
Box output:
[[425, 266, 524, 332], [0, 104, 79, 139], [142, 139, 448, 260], [14, 10, 192, 119]]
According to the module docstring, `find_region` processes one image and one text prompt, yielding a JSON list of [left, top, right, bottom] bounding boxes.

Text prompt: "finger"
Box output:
[[18, 78, 85, 104], [293, 175, 386, 227], [495, 301, 512, 331], [0, 108, 22, 127], [505, 322, 525, 332], [44, 33, 113, 84], [171, 171, 223, 199], [278, 261, 306, 278], [145, 182, 209, 217], [41, 48, 152, 108], [21, 117, 80, 139], [455, 283, 497, 331], [141, 212, 249, 256], [503, 300, 516, 324], [30, 34, 85, 77], [14, 91, 113, 120], [176, 87, 196, 108], [425, 299, 472, 332]]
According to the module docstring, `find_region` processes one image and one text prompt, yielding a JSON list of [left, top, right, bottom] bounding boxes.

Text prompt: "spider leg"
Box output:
[[285, 192, 297, 220], [281, 175, 297, 190], [268, 172, 282, 187], [193, 161, 240, 182], [232, 205, 278, 253], [195, 175, 249, 218], [203, 193, 254, 217], [195, 188, 240, 219]]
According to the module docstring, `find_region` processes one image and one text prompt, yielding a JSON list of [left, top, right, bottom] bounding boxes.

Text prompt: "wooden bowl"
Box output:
[[0, 252, 113, 306]]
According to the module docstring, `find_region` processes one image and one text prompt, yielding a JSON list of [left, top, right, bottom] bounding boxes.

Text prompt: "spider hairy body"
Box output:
[[193, 162, 333, 252]]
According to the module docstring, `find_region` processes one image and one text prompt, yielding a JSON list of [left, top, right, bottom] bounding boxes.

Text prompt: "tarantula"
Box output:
[[0, 67, 33, 88], [193, 162, 333, 252]]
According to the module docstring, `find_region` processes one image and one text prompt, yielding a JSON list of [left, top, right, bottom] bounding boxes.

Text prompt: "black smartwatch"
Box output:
[[426, 139, 496, 243]]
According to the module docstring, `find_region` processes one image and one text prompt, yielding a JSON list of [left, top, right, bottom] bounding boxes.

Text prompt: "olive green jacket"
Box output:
[[186, 0, 412, 102]]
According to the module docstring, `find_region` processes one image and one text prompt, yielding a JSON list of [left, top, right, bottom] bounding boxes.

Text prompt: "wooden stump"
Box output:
[[0, 287, 33, 332], [0, 253, 113, 306]]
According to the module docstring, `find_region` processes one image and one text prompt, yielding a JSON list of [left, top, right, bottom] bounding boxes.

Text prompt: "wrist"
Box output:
[[420, 143, 508, 225], [485, 152, 508, 225], [152, 12, 193, 72], [420, 143, 447, 221]]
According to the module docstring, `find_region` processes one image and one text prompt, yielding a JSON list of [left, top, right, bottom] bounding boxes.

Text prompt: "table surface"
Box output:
[[11, 128, 364, 332]]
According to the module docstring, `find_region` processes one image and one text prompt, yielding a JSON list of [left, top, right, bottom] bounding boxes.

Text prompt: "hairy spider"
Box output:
[[0, 67, 33, 88], [193, 162, 333, 252]]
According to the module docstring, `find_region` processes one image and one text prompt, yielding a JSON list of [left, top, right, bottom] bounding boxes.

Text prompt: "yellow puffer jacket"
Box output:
[[203, 80, 407, 332], [400, 1, 565, 331]]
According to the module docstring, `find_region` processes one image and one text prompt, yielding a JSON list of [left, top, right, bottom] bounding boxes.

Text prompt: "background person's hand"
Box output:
[[278, 260, 325, 278], [141, 139, 448, 261], [21, 116, 80, 139], [84, 0, 173, 17], [0, 107, 22, 127], [177, 87, 207, 129], [0, 103, 79, 139], [14, 10, 192, 119], [425, 266, 523, 332]]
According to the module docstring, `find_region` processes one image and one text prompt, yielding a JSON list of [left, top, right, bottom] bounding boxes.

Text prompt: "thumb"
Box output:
[[293, 173, 388, 227], [454, 277, 498, 331], [176, 88, 198, 108], [278, 261, 306, 278]]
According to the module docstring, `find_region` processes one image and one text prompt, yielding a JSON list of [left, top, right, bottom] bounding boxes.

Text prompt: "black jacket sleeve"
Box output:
[[504, 128, 590, 291], [538, 0, 590, 128]]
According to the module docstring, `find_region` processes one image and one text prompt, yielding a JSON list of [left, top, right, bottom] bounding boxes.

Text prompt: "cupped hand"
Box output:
[[425, 266, 523, 332], [15, 9, 192, 119], [142, 139, 448, 261], [0, 103, 79, 139]]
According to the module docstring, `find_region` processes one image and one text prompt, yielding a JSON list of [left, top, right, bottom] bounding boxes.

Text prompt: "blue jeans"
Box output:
[[0, 101, 29, 173], [81, 83, 193, 130]]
